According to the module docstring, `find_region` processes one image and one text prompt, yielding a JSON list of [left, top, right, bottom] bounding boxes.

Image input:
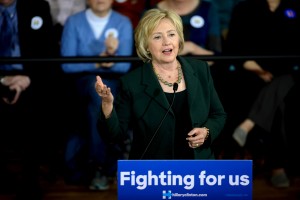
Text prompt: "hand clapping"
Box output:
[[96, 34, 119, 68]]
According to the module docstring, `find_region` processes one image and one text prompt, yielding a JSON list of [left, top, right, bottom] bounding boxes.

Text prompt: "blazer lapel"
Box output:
[[178, 57, 198, 104], [142, 62, 171, 112], [178, 57, 203, 127]]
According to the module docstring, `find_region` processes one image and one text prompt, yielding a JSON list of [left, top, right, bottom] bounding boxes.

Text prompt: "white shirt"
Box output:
[[86, 8, 111, 39]]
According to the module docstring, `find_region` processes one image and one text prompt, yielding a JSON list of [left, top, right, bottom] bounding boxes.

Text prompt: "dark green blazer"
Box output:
[[100, 56, 226, 160]]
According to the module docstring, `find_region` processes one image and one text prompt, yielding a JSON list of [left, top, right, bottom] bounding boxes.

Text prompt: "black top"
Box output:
[[165, 89, 193, 159]]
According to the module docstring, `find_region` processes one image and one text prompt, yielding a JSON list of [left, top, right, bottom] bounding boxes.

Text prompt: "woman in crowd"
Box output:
[[60, 0, 133, 191]]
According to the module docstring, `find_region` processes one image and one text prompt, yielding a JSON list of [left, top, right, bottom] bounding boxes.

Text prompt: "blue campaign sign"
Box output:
[[118, 160, 252, 200]]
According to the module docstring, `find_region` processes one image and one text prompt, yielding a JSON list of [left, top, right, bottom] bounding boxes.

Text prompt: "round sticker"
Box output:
[[285, 9, 296, 19], [105, 28, 119, 38], [31, 16, 43, 30], [190, 15, 205, 28]]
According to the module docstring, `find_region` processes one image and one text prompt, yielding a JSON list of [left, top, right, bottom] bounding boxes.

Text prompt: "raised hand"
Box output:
[[95, 75, 114, 118]]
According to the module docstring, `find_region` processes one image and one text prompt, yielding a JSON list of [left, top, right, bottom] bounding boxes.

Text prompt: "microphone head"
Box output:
[[173, 83, 178, 92]]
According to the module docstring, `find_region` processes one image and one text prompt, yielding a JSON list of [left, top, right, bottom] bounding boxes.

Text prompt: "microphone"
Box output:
[[140, 83, 178, 159], [173, 82, 178, 92]]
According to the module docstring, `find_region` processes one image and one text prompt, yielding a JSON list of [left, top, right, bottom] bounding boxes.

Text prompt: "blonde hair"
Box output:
[[134, 8, 184, 63]]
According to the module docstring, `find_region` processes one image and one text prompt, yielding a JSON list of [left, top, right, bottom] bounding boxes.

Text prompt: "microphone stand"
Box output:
[[140, 83, 178, 159]]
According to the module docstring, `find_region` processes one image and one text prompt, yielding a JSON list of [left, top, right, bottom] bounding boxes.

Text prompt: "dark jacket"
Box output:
[[16, 0, 61, 78], [99, 56, 227, 160], [15, 0, 63, 104]]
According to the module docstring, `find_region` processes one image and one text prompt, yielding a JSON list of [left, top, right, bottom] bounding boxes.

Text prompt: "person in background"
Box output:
[[112, 0, 165, 29], [0, 0, 62, 199], [112, 0, 148, 72], [209, 0, 240, 41], [225, 0, 300, 188], [149, 0, 163, 8], [60, 0, 133, 191], [45, 0, 87, 46], [153, 0, 222, 65], [112, 0, 146, 29], [95, 8, 226, 160]]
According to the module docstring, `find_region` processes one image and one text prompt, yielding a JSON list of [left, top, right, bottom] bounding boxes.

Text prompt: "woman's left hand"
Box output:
[[186, 127, 209, 148]]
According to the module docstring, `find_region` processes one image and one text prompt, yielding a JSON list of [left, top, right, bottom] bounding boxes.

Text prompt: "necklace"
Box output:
[[153, 62, 183, 87]]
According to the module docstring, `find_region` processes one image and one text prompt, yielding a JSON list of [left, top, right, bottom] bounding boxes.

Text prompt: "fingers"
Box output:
[[95, 76, 103, 94], [187, 140, 204, 148], [2, 76, 30, 91], [3, 87, 21, 105], [100, 86, 111, 95], [186, 128, 207, 148], [14, 77, 30, 91], [187, 135, 204, 148], [9, 89, 20, 104], [100, 62, 114, 68], [188, 142, 202, 149], [95, 76, 112, 97], [187, 131, 196, 137], [105, 35, 119, 55], [96, 75, 107, 91], [96, 76, 103, 87]]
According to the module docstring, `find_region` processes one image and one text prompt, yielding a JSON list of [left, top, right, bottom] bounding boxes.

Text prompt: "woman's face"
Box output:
[[87, 0, 113, 17], [148, 18, 179, 65]]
